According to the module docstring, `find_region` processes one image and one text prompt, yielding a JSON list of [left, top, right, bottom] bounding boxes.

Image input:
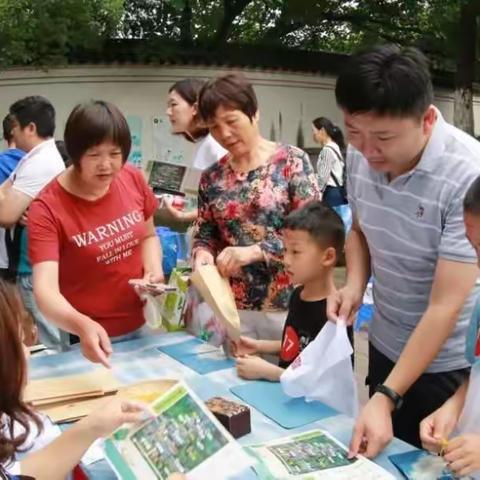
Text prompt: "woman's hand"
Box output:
[[78, 318, 113, 368], [216, 245, 263, 277], [81, 397, 151, 438], [444, 434, 480, 478], [193, 249, 215, 270]]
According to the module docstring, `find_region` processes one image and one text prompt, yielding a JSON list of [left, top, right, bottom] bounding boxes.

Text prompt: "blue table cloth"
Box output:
[[28, 332, 413, 479]]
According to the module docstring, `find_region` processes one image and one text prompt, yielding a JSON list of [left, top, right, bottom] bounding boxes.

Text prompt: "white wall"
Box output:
[[1, 64, 479, 170]]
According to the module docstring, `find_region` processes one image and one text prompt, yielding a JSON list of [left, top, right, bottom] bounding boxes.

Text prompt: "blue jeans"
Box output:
[[18, 274, 69, 351]]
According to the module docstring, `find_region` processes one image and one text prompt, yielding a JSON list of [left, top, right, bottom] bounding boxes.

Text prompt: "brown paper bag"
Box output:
[[190, 264, 241, 340]]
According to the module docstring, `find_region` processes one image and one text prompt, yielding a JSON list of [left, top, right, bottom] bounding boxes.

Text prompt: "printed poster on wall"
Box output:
[[127, 115, 143, 168], [152, 116, 187, 165]]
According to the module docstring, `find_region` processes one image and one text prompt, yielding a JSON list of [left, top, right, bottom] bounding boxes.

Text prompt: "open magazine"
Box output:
[[246, 429, 395, 480], [104, 382, 252, 479]]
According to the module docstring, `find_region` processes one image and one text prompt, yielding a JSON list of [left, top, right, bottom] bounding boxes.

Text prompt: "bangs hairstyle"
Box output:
[[284, 201, 345, 261], [198, 73, 258, 124], [335, 44, 433, 118], [464, 175, 480, 216], [169, 78, 208, 141], [64, 101, 131, 167], [0, 281, 41, 465]]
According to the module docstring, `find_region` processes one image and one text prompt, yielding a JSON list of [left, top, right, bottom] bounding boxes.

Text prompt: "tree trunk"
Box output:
[[453, 1, 480, 135]]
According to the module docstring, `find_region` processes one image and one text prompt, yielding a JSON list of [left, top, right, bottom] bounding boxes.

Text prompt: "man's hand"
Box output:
[[327, 285, 363, 326], [231, 336, 260, 357], [444, 434, 480, 478], [420, 401, 462, 453], [236, 355, 283, 382], [216, 245, 262, 278], [349, 393, 394, 458], [78, 319, 113, 368]]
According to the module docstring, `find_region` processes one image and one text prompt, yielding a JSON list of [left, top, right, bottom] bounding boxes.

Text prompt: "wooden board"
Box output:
[[24, 369, 122, 404], [38, 379, 178, 423]]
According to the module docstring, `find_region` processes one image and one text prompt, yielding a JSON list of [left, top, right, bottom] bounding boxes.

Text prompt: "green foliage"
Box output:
[[0, 0, 123, 67]]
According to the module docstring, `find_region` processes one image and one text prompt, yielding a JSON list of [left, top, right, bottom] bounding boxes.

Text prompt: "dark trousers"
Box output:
[[367, 343, 469, 448]]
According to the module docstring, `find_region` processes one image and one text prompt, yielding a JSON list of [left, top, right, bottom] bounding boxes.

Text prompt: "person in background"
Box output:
[[5, 96, 65, 351], [0, 115, 25, 281], [312, 116, 347, 208], [28, 101, 163, 368], [233, 202, 347, 381], [420, 176, 480, 480], [0, 279, 150, 480], [329, 44, 480, 458], [165, 78, 227, 223], [193, 73, 320, 346]]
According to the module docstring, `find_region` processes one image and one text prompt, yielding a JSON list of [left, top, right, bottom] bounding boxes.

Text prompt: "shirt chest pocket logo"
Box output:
[[415, 204, 425, 219]]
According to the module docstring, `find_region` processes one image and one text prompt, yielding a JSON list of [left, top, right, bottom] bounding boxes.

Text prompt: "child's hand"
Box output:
[[444, 433, 480, 477], [419, 402, 460, 453], [231, 336, 259, 357], [236, 355, 283, 381]]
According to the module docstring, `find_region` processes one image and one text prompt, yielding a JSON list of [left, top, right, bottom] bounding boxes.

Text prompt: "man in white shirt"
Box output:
[[5, 96, 65, 349]]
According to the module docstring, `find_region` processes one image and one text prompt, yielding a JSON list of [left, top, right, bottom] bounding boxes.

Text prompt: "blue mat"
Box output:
[[158, 339, 234, 374], [230, 381, 337, 429], [389, 450, 454, 479]]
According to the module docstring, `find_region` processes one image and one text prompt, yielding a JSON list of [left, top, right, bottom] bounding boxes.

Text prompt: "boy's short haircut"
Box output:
[[9, 96, 55, 138], [284, 201, 345, 259], [64, 100, 131, 167], [335, 44, 433, 118], [464, 175, 480, 215]]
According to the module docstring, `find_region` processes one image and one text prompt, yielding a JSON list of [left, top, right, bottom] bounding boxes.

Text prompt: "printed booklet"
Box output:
[[246, 429, 395, 479], [105, 381, 252, 479]]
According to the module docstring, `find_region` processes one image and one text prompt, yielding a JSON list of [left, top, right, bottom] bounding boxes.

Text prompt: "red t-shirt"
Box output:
[[28, 164, 159, 336]]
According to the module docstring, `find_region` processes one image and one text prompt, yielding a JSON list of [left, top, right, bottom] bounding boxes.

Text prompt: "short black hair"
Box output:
[[335, 44, 433, 117], [64, 101, 131, 167], [2, 114, 15, 143], [198, 73, 258, 123], [9, 96, 55, 138], [284, 201, 345, 260], [464, 175, 480, 215], [55, 140, 71, 167]]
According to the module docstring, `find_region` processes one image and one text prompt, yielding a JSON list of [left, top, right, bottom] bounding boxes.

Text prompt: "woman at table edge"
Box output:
[[27, 101, 163, 368], [0, 280, 151, 480]]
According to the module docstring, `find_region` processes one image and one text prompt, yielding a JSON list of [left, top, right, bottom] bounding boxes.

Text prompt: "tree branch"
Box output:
[[213, 0, 253, 46]]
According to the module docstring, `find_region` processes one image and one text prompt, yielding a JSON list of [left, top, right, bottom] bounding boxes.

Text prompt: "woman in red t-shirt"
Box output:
[[28, 101, 163, 367]]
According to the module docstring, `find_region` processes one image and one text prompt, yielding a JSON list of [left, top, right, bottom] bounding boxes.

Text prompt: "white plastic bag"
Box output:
[[280, 320, 359, 417]]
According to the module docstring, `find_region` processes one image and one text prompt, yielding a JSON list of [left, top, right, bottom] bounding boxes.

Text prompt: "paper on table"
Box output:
[[247, 429, 395, 479], [191, 264, 241, 340]]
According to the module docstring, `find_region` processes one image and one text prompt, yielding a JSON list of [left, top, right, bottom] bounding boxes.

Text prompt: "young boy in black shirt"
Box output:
[[234, 201, 346, 381]]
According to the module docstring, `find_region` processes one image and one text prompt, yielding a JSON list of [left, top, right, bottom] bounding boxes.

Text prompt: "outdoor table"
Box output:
[[28, 331, 414, 479]]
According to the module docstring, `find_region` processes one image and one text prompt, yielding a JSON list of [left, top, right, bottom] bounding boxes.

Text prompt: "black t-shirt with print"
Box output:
[[279, 286, 329, 369]]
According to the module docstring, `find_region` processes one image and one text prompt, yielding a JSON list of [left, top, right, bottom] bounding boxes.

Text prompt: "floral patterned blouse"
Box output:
[[193, 144, 320, 311]]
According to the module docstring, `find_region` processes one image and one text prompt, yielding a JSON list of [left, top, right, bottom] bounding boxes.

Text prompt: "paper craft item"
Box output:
[[247, 429, 395, 479], [24, 369, 122, 405], [280, 321, 359, 417], [158, 338, 235, 374], [389, 450, 455, 479], [40, 379, 177, 423], [191, 265, 241, 340], [230, 381, 337, 429], [105, 381, 253, 480]]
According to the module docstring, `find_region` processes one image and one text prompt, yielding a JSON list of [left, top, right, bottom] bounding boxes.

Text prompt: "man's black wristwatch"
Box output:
[[375, 384, 403, 411]]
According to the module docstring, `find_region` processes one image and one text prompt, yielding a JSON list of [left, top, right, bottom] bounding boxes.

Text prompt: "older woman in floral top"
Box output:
[[192, 73, 320, 342]]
